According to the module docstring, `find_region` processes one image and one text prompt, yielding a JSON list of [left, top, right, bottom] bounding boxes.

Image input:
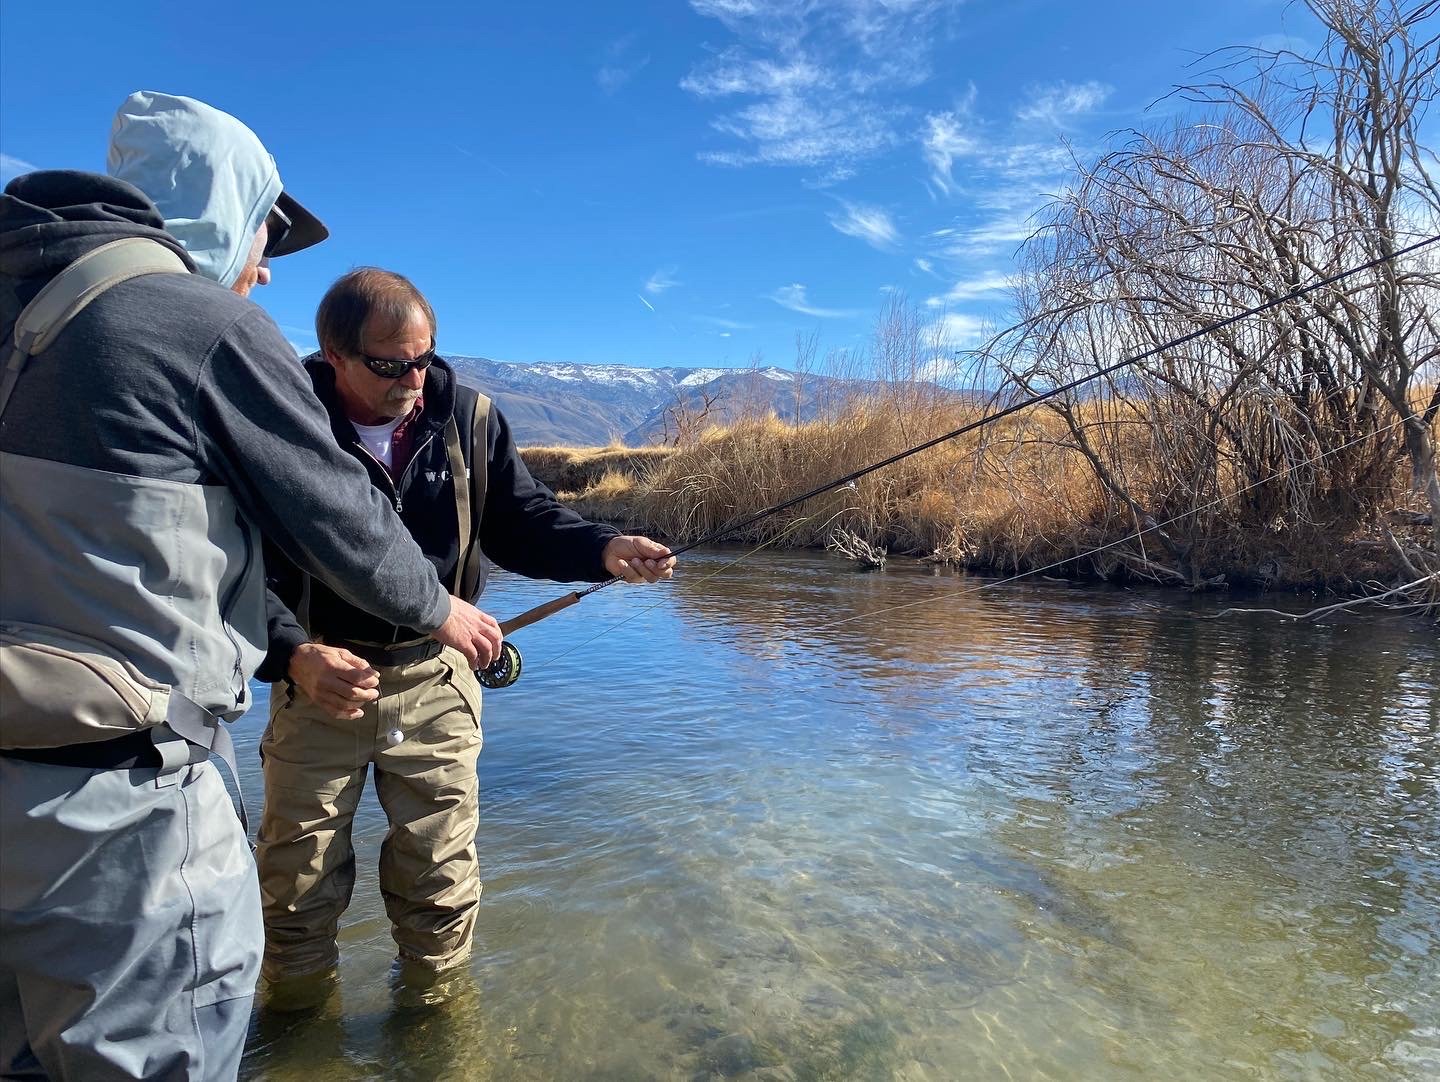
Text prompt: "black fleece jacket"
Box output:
[[259, 354, 618, 678]]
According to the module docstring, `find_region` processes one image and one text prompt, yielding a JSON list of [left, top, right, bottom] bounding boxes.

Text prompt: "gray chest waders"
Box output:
[[0, 237, 250, 828]]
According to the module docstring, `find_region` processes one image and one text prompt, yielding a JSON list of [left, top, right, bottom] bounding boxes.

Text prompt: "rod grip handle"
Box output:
[[499, 592, 582, 636]]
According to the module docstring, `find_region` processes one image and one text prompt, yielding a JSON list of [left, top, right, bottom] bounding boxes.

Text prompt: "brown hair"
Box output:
[[315, 267, 437, 356]]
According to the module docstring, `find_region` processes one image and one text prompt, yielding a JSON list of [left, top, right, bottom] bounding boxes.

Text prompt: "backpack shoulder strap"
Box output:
[[0, 237, 188, 419]]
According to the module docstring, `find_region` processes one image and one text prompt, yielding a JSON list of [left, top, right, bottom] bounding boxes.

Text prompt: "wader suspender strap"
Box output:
[[445, 392, 491, 600], [0, 237, 188, 418], [445, 417, 470, 596], [0, 237, 248, 826]]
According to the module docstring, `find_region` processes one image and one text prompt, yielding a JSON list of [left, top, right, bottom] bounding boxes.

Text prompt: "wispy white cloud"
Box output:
[[925, 272, 1013, 307], [637, 293, 657, 312], [695, 314, 753, 330], [770, 283, 859, 318], [700, 93, 898, 168], [691, 0, 949, 63], [1015, 80, 1112, 126], [644, 267, 681, 294], [690, 0, 769, 26], [921, 134, 1069, 256], [920, 98, 980, 195], [680, 54, 825, 97], [828, 201, 899, 249], [924, 214, 1039, 264], [0, 153, 39, 184], [914, 257, 935, 275], [598, 33, 651, 94], [972, 144, 1074, 199], [960, 215, 1037, 251], [683, 1, 964, 172], [923, 312, 989, 349]]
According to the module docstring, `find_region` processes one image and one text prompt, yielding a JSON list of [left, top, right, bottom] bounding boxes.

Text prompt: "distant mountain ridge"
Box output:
[[445, 355, 882, 447]]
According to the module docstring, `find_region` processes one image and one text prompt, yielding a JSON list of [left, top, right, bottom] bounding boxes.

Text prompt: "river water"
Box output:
[[236, 549, 1439, 1081]]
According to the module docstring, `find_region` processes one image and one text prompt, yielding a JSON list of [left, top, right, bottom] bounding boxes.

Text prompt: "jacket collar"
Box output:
[[302, 352, 458, 445]]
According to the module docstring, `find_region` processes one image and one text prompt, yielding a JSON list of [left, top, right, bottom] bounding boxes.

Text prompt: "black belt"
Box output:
[[1, 728, 205, 770], [333, 638, 444, 668], [1, 696, 247, 829]]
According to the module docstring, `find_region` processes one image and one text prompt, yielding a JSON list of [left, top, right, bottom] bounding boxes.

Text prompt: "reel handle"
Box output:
[[478, 640, 523, 689]]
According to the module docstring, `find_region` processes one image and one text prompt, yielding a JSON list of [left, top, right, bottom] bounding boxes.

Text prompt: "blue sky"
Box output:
[[1, 0, 1315, 371]]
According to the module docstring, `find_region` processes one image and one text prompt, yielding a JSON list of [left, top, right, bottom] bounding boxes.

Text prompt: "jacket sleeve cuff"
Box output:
[[256, 623, 308, 684], [591, 527, 622, 581], [415, 588, 453, 634]]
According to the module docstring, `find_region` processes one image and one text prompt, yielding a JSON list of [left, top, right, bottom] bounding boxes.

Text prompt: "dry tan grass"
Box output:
[[521, 445, 673, 499], [523, 384, 1425, 590]]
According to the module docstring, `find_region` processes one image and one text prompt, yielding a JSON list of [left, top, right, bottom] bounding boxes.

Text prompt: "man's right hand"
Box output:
[[288, 642, 381, 721], [431, 596, 503, 669]]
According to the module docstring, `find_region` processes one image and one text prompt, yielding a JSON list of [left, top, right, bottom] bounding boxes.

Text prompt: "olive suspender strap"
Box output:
[[444, 391, 491, 600]]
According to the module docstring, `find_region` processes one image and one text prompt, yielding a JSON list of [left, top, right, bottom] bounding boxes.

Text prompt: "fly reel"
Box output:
[[478, 640, 523, 689]]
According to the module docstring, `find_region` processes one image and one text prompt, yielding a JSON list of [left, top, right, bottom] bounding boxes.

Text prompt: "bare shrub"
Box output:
[[990, 0, 1440, 588]]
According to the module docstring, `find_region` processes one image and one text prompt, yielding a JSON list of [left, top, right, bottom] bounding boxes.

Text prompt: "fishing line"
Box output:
[[517, 416, 1416, 676], [805, 415, 1417, 634], [634, 232, 1440, 566], [479, 234, 1439, 686], [530, 505, 852, 673]]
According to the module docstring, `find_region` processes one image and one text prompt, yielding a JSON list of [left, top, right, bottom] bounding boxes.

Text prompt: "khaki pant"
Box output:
[[255, 647, 483, 982]]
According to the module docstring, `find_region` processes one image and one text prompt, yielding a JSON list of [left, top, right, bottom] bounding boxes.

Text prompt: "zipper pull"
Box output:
[[395, 495, 403, 513]]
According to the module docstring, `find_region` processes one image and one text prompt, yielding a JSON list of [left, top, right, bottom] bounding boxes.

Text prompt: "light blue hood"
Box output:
[[107, 91, 282, 288]]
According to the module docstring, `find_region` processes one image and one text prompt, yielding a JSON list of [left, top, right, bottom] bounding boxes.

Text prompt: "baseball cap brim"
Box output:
[[267, 191, 329, 258]]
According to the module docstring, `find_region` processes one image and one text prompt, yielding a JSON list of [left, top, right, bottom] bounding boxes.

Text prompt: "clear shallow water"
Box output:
[[236, 550, 1440, 1081]]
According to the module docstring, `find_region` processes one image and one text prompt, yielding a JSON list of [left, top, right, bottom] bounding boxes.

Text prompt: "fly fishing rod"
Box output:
[[476, 233, 1440, 689]]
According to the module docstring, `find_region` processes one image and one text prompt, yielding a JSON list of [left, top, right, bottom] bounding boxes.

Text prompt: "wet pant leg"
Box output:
[[255, 690, 372, 982], [373, 649, 484, 974]]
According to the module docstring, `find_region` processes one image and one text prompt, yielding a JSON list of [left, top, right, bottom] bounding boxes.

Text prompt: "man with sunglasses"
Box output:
[[254, 267, 674, 1005], [1, 93, 506, 1079]]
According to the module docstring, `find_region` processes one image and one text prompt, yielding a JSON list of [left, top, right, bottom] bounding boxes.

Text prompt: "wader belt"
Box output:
[[2, 729, 180, 770], [330, 637, 443, 668], [1, 692, 248, 831]]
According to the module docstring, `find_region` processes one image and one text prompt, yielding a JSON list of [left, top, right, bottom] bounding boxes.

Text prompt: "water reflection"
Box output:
[[238, 549, 1440, 1080]]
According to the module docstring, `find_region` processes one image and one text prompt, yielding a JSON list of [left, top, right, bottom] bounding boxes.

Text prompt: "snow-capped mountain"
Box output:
[[444, 355, 878, 446]]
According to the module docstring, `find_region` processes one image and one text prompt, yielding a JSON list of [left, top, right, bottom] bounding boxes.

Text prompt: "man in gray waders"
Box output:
[[0, 92, 506, 1080], [255, 267, 674, 1004]]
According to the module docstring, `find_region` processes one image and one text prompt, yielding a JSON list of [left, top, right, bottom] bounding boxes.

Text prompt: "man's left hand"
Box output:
[[603, 535, 676, 584]]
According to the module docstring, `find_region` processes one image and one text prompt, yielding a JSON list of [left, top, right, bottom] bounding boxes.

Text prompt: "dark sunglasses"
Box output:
[[358, 348, 437, 379], [262, 204, 292, 258]]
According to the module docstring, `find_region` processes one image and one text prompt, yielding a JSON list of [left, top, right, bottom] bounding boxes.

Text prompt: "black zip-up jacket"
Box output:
[[260, 354, 618, 677]]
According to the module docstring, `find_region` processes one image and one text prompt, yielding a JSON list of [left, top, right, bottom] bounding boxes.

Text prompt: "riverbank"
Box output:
[[522, 398, 1438, 597]]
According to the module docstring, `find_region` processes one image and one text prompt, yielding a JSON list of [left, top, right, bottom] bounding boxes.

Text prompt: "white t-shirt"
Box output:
[[352, 415, 407, 470]]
